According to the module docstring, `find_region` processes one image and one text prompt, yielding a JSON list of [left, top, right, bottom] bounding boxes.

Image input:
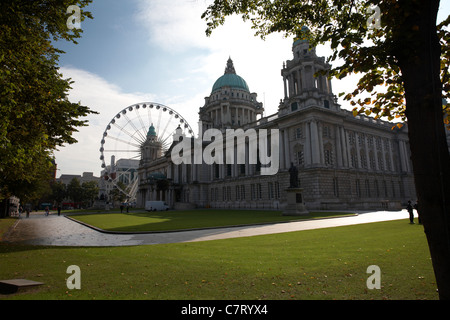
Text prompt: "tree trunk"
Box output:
[[394, 0, 450, 300], [0, 199, 9, 218]]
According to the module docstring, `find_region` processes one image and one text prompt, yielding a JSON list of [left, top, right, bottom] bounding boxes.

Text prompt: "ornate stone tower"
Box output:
[[199, 57, 264, 132], [141, 124, 162, 165], [279, 27, 339, 115]]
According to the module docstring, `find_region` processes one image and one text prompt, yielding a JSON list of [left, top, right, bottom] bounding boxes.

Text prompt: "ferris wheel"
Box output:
[[99, 102, 194, 202]]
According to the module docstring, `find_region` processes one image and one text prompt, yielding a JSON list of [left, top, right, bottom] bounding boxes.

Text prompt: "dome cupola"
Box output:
[[211, 57, 250, 93]]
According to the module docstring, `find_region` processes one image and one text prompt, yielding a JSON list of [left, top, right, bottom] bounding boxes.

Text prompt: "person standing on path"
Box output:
[[406, 201, 414, 224], [414, 201, 421, 224], [45, 206, 49, 217]]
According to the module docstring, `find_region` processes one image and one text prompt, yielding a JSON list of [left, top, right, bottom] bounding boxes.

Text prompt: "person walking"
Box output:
[[406, 201, 414, 224], [45, 206, 49, 217]]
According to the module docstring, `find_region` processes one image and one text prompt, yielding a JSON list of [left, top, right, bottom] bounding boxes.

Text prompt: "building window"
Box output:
[[358, 134, 365, 146], [295, 127, 303, 139], [350, 148, 358, 168], [360, 152, 367, 169], [214, 163, 220, 179], [365, 179, 371, 197], [369, 152, 376, 170], [385, 153, 391, 171], [268, 182, 274, 199], [324, 144, 334, 166], [384, 139, 390, 150], [367, 136, 374, 148], [222, 187, 226, 201], [391, 181, 396, 198], [376, 137, 382, 150], [393, 155, 399, 172], [383, 180, 388, 197], [291, 102, 298, 111], [348, 132, 356, 145], [275, 182, 280, 199], [377, 153, 384, 171], [333, 178, 339, 197], [374, 180, 380, 197], [356, 179, 361, 198], [294, 144, 304, 167], [323, 126, 329, 138], [236, 185, 240, 200], [324, 99, 330, 109], [399, 181, 405, 197], [296, 151, 304, 167], [251, 184, 256, 200], [241, 185, 245, 200]]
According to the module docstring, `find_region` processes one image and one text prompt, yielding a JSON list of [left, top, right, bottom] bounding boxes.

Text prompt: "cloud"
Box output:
[[54, 66, 158, 176], [135, 0, 211, 52], [135, 0, 296, 116]]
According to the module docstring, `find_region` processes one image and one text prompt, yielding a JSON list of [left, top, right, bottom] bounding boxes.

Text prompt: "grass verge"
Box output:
[[0, 217, 17, 241]]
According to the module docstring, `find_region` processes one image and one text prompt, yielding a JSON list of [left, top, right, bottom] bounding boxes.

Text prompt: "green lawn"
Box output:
[[0, 218, 437, 300], [67, 209, 356, 232]]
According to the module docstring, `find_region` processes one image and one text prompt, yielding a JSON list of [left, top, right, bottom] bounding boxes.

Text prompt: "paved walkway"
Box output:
[[2, 210, 416, 247]]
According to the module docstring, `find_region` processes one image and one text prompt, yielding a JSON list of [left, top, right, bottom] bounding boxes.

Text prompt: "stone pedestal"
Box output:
[[92, 200, 107, 210], [283, 188, 309, 216]]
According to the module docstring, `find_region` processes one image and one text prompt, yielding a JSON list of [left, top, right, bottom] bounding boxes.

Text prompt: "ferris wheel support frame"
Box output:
[[99, 102, 194, 203]]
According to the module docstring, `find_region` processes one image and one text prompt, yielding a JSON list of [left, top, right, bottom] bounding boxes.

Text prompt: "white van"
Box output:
[[145, 201, 169, 211]]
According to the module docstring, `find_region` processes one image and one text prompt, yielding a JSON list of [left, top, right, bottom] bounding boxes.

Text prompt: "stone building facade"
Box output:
[[137, 37, 449, 211]]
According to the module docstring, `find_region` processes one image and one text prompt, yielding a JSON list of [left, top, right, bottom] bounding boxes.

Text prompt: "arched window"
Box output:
[[350, 148, 358, 168], [293, 144, 304, 167], [324, 143, 334, 166]]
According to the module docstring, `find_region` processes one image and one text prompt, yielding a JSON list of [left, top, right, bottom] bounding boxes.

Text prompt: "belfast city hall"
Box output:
[[132, 35, 450, 212]]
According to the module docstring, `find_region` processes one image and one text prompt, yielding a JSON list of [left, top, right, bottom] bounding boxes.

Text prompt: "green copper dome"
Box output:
[[211, 58, 250, 93], [293, 26, 311, 46], [212, 74, 249, 92], [147, 124, 156, 137]]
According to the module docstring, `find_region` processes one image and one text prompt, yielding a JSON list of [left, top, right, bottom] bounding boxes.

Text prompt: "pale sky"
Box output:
[[53, 0, 449, 177]]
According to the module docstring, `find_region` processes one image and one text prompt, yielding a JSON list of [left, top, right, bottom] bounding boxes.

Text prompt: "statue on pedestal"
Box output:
[[289, 162, 299, 188], [283, 162, 308, 216]]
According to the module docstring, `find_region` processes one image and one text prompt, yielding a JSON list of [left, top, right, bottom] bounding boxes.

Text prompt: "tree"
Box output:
[[66, 178, 83, 205], [0, 0, 96, 212], [51, 181, 67, 205], [81, 180, 99, 207], [110, 182, 127, 205], [202, 0, 450, 299]]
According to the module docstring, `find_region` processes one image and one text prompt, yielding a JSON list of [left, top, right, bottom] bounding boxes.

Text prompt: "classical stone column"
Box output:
[[284, 129, 290, 169], [305, 122, 311, 166], [310, 120, 321, 165], [398, 140, 409, 173], [355, 133, 362, 169], [335, 125, 343, 167], [339, 127, 348, 167], [283, 76, 288, 99]]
